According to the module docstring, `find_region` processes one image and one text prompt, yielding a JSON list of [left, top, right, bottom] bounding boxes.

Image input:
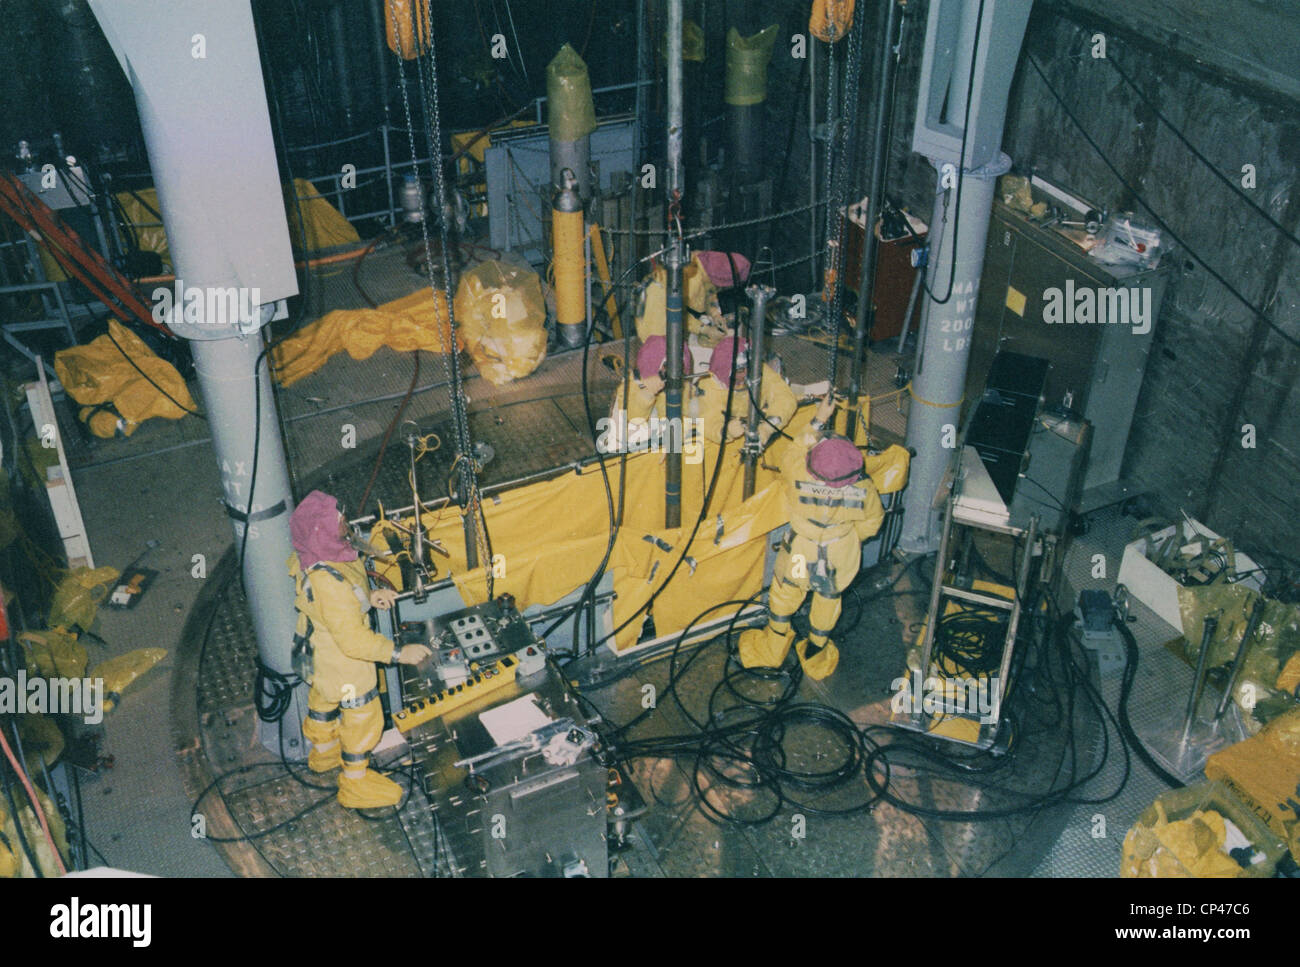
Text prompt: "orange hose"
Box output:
[[0, 726, 67, 875]]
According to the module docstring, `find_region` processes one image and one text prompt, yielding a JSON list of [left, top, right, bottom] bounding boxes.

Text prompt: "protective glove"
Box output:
[[396, 644, 432, 665]]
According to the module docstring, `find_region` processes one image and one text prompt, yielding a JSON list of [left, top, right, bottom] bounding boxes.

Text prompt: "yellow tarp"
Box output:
[[108, 181, 356, 272], [372, 411, 844, 651], [114, 187, 171, 272], [271, 287, 459, 387], [54, 319, 197, 437], [285, 178, 361, 252]]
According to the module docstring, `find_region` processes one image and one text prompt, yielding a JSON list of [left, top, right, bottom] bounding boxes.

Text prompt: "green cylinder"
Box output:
[[546, 43, 597, 142], [724, 25, 779, 107]]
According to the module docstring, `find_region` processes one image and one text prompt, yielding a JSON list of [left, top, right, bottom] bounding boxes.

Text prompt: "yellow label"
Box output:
[[1005, 286, 1027, 317]]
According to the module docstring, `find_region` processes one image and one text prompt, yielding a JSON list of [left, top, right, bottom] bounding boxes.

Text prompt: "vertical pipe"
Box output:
[[633, 0, 647, 269], [369, 0, 391, 122], [666, 1, 684, 199], [407, 432, 428, 602], [742, 284, 774, 498], [664, 0, 684, 530], [1182, 616, 1219, 745], [383, 124, 395, 224], [328, 0, 354, 131], [584, 223, 593, 338], [848, 0, 903, 408], [189, 333, 299, 733], [898, 151, 1009, 552], [88, 0, 303, 754], [1214, 597, 1266, 720], [808, 37, 818, 291]]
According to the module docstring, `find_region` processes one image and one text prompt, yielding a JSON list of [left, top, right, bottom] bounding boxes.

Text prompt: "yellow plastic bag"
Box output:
[[91, 648, 167, 713], [454, 259, 548, 386], [546, 44, 596, 142], [725, 25, 779, 106], [47, 566, 119, 632], [0, 784, 68, 877], [18, 629, 89, 680], [863, 445, 911, 496], [55, 320, 196, 437], [17, 714, 65, 768]]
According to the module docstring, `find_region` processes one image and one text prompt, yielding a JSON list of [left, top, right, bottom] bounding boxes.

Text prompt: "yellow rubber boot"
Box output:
[[338, 761, 403, 809], [302, 713, 342, 773], [738, 622, 795, 669], [795, 636, 840, 680]]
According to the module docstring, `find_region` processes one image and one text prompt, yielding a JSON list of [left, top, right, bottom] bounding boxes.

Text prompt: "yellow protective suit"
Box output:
[[289, 553, 399, 806], [739, 421, 884, 679], [634, 257, 724, 339], [697, 364, 798, 446], [604, 379, 665, 455]]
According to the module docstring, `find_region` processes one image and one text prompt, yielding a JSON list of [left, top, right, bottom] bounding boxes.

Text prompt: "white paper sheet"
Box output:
[[478, 695, 553, 746]]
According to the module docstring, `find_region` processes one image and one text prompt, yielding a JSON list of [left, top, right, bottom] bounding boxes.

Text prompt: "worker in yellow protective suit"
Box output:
[[697, 334, 797, 446], [738, 396, 884, 679], [289, 490, 430, 809], [603, 334, 698, 455], [633, 255, 728, 340]]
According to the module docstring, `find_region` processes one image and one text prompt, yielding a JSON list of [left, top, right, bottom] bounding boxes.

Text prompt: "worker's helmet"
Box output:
[[634, 335, 692, 380], [807, 435, 865, 487], [708, 334, 749, 386]]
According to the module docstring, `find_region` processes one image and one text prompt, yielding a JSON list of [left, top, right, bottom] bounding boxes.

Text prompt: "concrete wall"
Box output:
[[776, 0, 1300, 557]]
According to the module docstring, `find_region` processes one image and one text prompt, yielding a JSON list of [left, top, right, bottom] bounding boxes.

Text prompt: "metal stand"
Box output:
[[896, 447, 1051, 750], [1144, 602, 1262, 782]]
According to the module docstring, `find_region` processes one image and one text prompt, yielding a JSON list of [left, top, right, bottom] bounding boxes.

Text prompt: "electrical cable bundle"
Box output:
[[583, 594, 883, 826], [862, 595, 1136, 824], [580, 569, 1140, 841], [931, 606, 1009, 678]]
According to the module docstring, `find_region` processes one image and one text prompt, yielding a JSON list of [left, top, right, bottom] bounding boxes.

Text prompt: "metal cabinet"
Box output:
[[967, 199, 1168, 501]]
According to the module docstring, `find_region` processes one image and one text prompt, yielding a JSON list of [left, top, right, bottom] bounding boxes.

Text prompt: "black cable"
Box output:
[[919, 0, 985, 306], [1025, 54, 1300, 352], [860, 598, 1131, 822], [254, 660, 300, 723], [100, 325, 206, 419], [1113, 615, 1184, 789], [535, 256, 648, 644]]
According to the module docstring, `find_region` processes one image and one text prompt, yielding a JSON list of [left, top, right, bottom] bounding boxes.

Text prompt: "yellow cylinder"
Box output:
[[385, 0, 430, 60], [552, 207, 586, 328]]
